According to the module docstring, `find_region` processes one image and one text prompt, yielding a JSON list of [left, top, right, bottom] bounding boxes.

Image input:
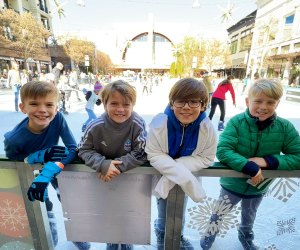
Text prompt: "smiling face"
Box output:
[[104, 91, 133, 123], [19, 93, 58, 133], [171, 99, 205, 125], [246, 93, 280, 121]]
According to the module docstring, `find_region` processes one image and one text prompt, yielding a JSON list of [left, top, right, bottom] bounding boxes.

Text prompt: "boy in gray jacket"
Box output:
[[78, 80, 147, 250]]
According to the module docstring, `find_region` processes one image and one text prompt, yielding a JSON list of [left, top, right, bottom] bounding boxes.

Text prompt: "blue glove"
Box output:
[[27, 162, 64, 202], [25, 146, 69, 164]]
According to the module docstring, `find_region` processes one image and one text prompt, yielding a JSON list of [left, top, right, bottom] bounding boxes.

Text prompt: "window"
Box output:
[[281, 45, 290, 54], [270, 48, 278, 56], [135, 34, 148, 42], [240, 34, 252, 52], [4, 0, 9, 8], [230, 40, 238, 54], [285, 14, 294, 24]]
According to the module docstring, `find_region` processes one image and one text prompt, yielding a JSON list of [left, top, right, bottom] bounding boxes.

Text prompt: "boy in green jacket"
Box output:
[[201, 79, 300, 250]]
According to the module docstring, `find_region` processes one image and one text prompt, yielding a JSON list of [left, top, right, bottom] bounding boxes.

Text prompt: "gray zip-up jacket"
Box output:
[[78, 112, 147, 175]]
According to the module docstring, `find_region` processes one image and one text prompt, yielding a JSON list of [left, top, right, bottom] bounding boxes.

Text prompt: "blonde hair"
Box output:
[[169, 78, 208, 108], [20, 81, 59, 103], [248, 78, 283, 100], [101, 80, 137, 106]]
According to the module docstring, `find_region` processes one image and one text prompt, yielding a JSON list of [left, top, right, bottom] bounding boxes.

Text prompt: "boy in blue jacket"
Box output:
[[4, 81, 90, 249], [201, 79, 300, 250]]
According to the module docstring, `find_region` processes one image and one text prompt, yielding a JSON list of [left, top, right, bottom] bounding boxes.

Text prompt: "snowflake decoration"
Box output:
[[264, 244, 278, 250], [0, 199, 27, 233], [277, 217, 296, 236], [268, 178, 299, 202], [187, 195, 241, 238]]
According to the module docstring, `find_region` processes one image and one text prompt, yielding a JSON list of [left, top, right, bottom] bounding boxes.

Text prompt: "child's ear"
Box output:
[[19, 103, 27, 114], [245, 97, 249, 107]]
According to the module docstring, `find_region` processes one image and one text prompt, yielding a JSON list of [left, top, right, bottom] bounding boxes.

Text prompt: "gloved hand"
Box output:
[[24, 146, 69, 164], [27, 162, 64, 202]]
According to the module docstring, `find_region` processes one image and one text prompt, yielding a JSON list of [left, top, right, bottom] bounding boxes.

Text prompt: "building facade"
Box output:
[[226, 10, 257, 79], [248, 0, 300, 83], [0, 0, 53, 75]]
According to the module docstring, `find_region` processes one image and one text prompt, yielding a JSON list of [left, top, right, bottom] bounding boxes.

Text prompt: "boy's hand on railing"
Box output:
[[248, 157, 268, 168], [250, 169, 264, 186], [27, 162, 64, 202], [98, 160, 121, 182]]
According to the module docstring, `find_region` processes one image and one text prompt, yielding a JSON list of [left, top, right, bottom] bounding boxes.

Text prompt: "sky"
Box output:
[[51, 0, 257, 52]]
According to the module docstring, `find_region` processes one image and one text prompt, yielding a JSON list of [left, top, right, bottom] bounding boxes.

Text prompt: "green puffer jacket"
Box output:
[[218, 109, 300, 196]]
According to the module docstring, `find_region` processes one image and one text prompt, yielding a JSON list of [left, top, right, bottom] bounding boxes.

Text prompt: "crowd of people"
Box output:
[[2, 60, 300, 250]]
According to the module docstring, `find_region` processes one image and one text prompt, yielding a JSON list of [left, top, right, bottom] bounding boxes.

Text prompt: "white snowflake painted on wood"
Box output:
[[266, 178, 299, 202], [264, 244, 278, 250], [187, 195, 241, 237], [0, 199, 27, 232], [277, 217, 296, 236]]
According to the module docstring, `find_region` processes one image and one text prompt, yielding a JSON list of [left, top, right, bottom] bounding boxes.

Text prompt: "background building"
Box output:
[[248, 0, 300, 83], [0, 0, 52, 74], [226, 10, 257, 79]]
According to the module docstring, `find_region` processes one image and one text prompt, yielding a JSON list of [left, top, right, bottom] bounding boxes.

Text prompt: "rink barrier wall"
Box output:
[[1, 159, 300, 250]]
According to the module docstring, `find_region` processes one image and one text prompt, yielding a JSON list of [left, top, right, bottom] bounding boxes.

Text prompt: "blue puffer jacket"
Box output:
[[218, 109, 300, 196]]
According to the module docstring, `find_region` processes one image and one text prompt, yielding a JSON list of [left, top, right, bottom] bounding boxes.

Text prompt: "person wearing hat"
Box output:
[[82, 81, 103, 132]]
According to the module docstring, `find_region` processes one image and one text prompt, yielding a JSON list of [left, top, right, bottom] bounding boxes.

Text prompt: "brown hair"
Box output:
[[169, 78, 208, 108], [20, 81, 59, 103], [218, 75, 234, 86], [101, 80, 137, 106]]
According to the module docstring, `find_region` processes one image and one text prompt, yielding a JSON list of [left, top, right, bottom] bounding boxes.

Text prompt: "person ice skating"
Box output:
[[208, 75, 236, 131], [81, 81, 103, 132], [201, 79, 300, 250]]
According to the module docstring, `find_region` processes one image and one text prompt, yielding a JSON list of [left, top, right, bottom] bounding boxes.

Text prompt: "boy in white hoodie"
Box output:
[[145, 78, 217, 249]]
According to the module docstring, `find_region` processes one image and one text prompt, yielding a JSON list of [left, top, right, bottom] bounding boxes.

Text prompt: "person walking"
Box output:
[[69, 70, 81, 101], [52, 62, 64, 86], [208, 75, 236, 131], [7, 61, 21, 112], [242, 74, 250, 95], [141, 76, 149, 95], [203, 74, 214, 108]]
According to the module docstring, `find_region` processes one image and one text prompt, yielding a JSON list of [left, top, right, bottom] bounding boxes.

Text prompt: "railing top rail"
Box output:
[[1, 160, 300, 178]]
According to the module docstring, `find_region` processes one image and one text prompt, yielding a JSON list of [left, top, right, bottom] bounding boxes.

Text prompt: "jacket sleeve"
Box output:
[[273, 121, 300, 170], [59, 116, 77, 165], [217, 117, 249, 172], [85, 91, 92, 101], [229, 84, 236, 103], [115, 118, 148, 172], [4, 136, 25, 161], [78, 130, 110, 173], [145, 114, 206, 202]]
